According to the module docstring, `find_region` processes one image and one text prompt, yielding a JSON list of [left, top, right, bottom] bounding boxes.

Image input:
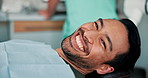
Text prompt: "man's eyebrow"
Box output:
[[98, 18, 104, 27], [98, 18, 112, 51], [94, 21, 98, 30], [106, 34, 112, 51]]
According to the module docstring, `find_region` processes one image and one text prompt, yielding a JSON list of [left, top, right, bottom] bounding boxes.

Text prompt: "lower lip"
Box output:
[[70, 32, 80, 50]]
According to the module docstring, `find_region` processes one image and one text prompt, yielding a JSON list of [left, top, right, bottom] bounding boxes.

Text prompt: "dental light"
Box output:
[[124, 0, 148, 25]]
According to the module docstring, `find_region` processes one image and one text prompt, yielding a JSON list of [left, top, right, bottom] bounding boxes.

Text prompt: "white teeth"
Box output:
[[80, 48, 84, 51], [76, 35, 84, 51]]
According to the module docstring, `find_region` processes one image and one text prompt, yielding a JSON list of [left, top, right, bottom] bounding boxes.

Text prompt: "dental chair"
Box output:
[[85, 67, 146, 78], [85, 70, 131, 78], [131, 67, 146, 78]]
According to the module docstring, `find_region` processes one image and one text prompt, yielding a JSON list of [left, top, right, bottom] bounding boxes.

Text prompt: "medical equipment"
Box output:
[[124, 0, 148, 25]]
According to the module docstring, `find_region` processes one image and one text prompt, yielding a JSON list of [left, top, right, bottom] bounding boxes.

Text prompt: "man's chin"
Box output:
[[61, 36, 71, 53]]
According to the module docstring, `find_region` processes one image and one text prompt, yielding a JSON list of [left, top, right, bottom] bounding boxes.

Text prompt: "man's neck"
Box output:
[[55, 48, 92, 75]]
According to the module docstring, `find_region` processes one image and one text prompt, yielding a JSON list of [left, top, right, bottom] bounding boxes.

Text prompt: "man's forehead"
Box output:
[[100, 19, 119, 23], [101, 19, 129, 53]]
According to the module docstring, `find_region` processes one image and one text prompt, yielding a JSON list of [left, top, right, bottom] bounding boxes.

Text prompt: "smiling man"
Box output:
[[0, 19, 140, 78], [56, 18, 141, 78]]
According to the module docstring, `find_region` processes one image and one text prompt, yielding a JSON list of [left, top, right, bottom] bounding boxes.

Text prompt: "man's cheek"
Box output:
[[90, 46, 104, 55]]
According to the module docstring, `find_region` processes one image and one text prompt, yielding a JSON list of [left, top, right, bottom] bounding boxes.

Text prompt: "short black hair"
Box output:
[[85, 19, 141, 78], [111, 19, 141, 71]]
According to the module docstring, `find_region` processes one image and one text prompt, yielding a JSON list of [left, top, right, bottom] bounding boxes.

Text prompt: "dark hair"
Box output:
[[86, 19, 141, 78]]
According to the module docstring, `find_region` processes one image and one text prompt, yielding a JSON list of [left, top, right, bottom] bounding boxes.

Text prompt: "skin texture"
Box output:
[[56, 19, 129, 75]]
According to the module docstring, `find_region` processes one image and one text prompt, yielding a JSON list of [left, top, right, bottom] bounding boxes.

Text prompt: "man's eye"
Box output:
[[101, 39, 106, 49], [94, 22, 98, 30]]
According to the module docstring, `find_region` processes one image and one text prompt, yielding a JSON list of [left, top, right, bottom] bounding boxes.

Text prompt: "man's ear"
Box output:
[[96, 64, 114, 74]]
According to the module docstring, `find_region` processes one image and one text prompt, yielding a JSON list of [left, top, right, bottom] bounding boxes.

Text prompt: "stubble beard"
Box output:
[[61, 36, 93, 69]]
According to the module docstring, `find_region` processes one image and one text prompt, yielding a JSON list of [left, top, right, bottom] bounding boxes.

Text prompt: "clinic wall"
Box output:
[[0, 22, 9, 42], [0, 0, 2, 9], [135, 14, 148, 77]]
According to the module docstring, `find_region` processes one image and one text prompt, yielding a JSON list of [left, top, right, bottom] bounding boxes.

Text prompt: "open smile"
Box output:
[[76, 35, 85, 51], [71, 29, 89, 54]]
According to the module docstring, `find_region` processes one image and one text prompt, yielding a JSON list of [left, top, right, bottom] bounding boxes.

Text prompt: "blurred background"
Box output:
[[0, 0, 66, 49], [0, 0, 148, 78]]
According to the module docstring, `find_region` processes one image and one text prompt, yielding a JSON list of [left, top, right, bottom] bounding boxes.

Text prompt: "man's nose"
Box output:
[[83, 31, 99, 44]]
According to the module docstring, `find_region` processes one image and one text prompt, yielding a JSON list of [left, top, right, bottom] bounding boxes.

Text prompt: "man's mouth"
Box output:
[[71, 29, 88, 54], [76, 35, 85, 51], [70, 28, 89, 54]]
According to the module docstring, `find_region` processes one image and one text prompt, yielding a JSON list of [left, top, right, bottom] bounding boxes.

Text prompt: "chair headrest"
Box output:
[[100, 71, 131, 78], [85, 70, 131, 78]]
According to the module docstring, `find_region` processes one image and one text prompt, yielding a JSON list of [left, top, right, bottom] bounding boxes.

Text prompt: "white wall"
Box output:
[[0, 22, 9, 42], [10, 31, 63, 49], [135, 14, 148, 77]]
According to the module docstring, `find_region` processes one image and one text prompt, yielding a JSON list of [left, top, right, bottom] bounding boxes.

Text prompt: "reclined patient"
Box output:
[[0, 19, 141, 78]]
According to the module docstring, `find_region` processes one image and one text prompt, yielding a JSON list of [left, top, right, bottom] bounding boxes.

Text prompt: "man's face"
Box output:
[[61, 19, 129, 71]]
